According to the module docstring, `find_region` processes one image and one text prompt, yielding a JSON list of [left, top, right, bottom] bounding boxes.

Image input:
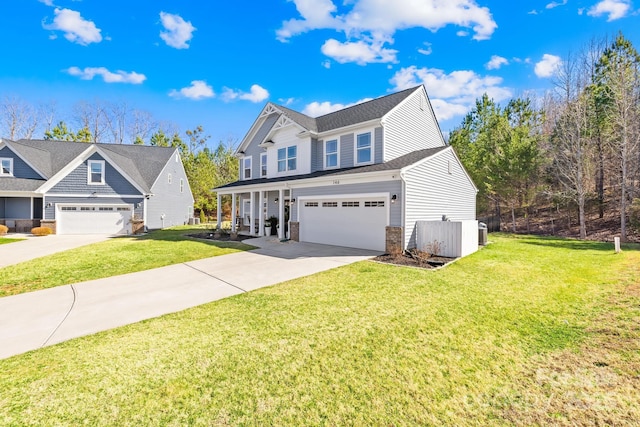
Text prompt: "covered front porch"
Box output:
[[215, 185, 295, 240], [0, 195, 43, 232]]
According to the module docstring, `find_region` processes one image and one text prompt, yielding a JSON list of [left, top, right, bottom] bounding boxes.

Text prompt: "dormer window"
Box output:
[[0, 158, 13, 176], [88, 160, 105, 185], [243, 156, 252, 179], [325, 139, 338, 169], [356, 132, 372, 165]]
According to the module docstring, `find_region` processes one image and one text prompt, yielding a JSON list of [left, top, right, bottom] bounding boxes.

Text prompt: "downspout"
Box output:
[[399, 171, 407, 250]]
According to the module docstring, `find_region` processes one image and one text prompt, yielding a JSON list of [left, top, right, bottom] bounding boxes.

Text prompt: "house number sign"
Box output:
[[332, 180, 340, 185]]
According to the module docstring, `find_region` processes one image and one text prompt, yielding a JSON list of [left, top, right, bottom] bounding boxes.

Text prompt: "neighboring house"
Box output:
[[214, 85, 478, 252], [0, 139, 194, 234]]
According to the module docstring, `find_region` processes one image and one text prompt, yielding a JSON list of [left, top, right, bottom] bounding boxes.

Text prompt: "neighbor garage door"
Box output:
[[57, 205, 132, 235], [299, 196, 387, 251]]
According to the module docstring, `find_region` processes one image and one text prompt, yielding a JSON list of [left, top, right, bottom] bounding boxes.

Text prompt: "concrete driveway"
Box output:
[[0, 237, 379, 359], [0, 234, 114, 268]]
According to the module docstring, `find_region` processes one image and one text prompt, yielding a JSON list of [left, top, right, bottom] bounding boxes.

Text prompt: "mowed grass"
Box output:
[[1, 234, 639, 425], [0, 237, 23, 245], [0, 226, 254, 297]]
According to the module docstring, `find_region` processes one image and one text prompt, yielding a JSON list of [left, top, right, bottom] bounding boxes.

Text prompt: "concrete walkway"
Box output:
[[0, 234, 114, 268], [0, 237, 379, 359]]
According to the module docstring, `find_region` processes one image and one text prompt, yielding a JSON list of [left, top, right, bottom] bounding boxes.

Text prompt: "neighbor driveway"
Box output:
[[0, 234, 114, 268], [0, 237, 379, 359]]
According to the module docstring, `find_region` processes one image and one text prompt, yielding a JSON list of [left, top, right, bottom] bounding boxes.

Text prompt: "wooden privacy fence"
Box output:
[[416, 220, 479, 258]]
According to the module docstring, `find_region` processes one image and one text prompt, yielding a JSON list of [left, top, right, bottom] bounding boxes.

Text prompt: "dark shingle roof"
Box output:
[[271, 86, 420, 134], [215, 146, 448, 190], [0, 177, 46, 192], [8, 139, 176, 192]]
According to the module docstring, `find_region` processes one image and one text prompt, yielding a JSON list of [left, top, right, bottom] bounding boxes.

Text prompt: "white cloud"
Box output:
[[587, 0, 631, 21], [159, 12, 196, 49], [389, 66, 512, 121], [277, 0, 497, 64], [534, 54, 562, 78], [528, 9, 539, 14], [169, 80, 214, 100], [546, 0, 568, 9], [66, 67, 146, 84], [302, 98, 373, 117], [222, 84, 270, 103], [321, 38, 398, 65], [485, 55, 508, 70], [278, 97, 296, 106], [417, 42, 432, 56], [322, 60, 331, 69], [43, 8, 102, 45], [38, 0, 54, 6]]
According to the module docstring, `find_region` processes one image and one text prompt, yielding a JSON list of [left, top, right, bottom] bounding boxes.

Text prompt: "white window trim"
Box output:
[[242, 156, 252, 180], [277, 146, 297, 173], [0, 158, 13, 177], [87, 160, 105, 185], [260, 153, 267, 177], [354, 130, 374, 166], [323, 139, 340, 170]]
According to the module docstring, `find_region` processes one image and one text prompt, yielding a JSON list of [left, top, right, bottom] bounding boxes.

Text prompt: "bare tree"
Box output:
[[1, 96, 39, 139], [73, 99, 108, 143], [104, 101, 129, 144], [127, 109, 157, 144], [38, 100, 58, 137]]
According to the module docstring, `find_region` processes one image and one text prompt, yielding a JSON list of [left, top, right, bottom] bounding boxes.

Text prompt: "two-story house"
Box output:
[[214, 85, 477, 252], [0, 139, 194, 234]]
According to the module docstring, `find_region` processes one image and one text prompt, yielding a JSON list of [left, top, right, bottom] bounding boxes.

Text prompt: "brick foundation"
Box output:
[[131, 220, 145, 234], [39, 220, 57, 234], [385, 226, 403, 254], [290, 221, 299, 241]]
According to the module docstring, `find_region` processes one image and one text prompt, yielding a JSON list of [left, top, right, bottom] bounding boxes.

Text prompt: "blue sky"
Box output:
[[1, 0, 639, 146]]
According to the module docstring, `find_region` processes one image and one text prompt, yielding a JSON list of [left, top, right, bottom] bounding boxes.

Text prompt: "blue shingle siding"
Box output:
[[0, 146, 42, 179], [0, 198, 4, 217], [340, 134, 354, 168], [49, 153, 141, 195]]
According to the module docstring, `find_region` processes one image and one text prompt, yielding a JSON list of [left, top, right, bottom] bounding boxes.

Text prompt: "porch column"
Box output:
[[258, 190, 265, 236], [231, 193, 237, 232], [216, 193, 222, 230], [278, 188, 284, 239], [249, 191, 256, 236]]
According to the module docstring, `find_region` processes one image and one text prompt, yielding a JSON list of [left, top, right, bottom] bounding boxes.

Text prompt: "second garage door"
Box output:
[[57, 205, 132, 235], [299, 196, 387, 251]]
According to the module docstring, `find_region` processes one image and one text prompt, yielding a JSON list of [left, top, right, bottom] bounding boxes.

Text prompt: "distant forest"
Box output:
[[450, 33, 640, 242]]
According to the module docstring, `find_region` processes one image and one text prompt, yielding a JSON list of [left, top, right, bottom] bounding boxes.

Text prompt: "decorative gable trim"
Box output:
[[0, 139, 48, 179]]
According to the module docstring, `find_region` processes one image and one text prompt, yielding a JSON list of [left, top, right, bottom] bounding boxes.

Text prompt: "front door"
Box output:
[[242, 199, 251, 226]]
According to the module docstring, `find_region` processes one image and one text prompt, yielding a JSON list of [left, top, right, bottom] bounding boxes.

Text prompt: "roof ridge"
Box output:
[[314, 85, 421, 119]]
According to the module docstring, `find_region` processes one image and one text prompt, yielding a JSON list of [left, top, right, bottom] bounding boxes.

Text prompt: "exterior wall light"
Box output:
[[391, 194, 397, 203]]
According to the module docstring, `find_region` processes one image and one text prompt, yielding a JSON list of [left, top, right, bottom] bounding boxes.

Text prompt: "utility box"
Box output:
[[416, 220, 479, 258], [478, 222, 488, 246]]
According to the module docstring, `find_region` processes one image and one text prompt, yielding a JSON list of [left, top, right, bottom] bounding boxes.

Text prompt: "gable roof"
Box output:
[[215, 146, 448, 190], [3, 139, 178, 193]]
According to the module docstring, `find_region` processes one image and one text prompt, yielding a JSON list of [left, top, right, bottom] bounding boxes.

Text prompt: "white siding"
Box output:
[[148, 152, 194, 229], [265, 125, 312, 178], [403, 147, 477, 249], [416, 220, 478, 258], [383, 89, 445, 161]]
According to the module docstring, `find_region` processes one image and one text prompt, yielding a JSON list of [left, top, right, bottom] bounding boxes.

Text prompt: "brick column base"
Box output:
[[39, 220, 57, 234], [385, 226, 403, 254], [290, 221, 299, 241], [132, 220, 145, 234]]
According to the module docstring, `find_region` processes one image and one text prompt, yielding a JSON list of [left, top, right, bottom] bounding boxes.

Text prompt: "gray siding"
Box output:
[[0, 198, 4, 217], [383, 89, 445, 161], [242, 113, 278, 180], [291, 180, 402, 225], [44, 196, 143, 220], [403, 147, 477, 249], [4, 197, 31, 218], [49, 153, 141, 196], [147, 154, 194, 229], [311, 138, 322, 172], [0, 146, 42, 179], [375, 127, 383, 163], [340, 134, 354, 168]]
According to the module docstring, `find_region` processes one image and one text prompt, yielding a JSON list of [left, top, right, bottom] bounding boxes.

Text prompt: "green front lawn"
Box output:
[[0, 237, 23, 245], [0, 226, 254, 297], [0, 234, 638, 425]]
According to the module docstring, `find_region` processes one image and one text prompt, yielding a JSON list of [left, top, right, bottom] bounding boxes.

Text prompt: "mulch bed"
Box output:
[[187, 232, 258, 242], [374, 249, 456, 269]]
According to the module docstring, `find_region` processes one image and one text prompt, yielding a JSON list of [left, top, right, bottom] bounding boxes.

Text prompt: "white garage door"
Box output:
[[299, 196, 388, 251], [57, 205, 132, 235]]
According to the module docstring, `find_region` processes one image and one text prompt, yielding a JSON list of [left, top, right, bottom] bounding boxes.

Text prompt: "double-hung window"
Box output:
[[260, 153, 267, 177], [356, 132, 372, 165], [277, 146, 297, 172], [88, 160, 105, 184], [243, 156, 252, 179], [325, 139, 338, 169], [0, 158, 13, 176]]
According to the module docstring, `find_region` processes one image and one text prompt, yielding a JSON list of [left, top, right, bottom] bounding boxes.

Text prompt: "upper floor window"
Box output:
[[88, 160, 105, 185], [325, 139, 338, 169], [260, 153, 267, 177], [356, 132, 372, 165], [243, 156, 252, 179], [277, 146, 296, 172], [0, 158, 13, 176]]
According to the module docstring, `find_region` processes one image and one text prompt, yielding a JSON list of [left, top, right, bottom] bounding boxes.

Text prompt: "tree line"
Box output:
[[451, 33, 640, 241], [0, 97, 238, 217]]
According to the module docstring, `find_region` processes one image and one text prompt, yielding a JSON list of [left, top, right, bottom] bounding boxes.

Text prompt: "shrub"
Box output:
[[31, 226, 53, 236], [199, 209, 206, 224], [630, 198, 640, 232], [0, 224, 8, 235]]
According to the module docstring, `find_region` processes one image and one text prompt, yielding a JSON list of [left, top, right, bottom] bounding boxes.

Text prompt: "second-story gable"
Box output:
[[0, 145, 45, 180]]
